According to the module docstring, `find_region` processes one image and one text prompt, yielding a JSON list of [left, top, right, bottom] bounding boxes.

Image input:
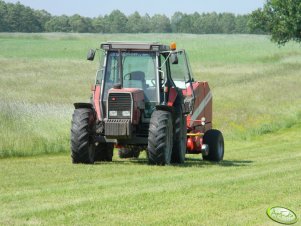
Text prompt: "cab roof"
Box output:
[[100, 42, 170, 52]]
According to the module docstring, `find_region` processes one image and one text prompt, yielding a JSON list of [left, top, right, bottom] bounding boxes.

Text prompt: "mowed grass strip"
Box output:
[[0, 125, 300, 225]]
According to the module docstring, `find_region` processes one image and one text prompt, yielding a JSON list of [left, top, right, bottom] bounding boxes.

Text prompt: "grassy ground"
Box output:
[[0, 125, 300, 225], [0, 33, 301, 225]]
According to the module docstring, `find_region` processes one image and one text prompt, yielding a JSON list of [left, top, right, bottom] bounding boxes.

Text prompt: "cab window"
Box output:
[[169, 51, 189, 89]]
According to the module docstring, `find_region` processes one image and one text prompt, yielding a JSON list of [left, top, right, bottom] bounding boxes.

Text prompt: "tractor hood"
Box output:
[[107, 88, 145, 125]]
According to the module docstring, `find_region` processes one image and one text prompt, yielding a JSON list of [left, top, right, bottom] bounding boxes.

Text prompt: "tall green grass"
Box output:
[[0, 100, 70, 157], [0, 33, 301, 157]]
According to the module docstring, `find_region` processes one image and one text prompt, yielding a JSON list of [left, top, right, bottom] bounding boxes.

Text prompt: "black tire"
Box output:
[[203, 129, 224, 162], [118, 147, 140, 159], [171, 108, 187, 164], [94, 143, 114, 162], [71, 108, 95, 164], [147, 110, 173, 165]]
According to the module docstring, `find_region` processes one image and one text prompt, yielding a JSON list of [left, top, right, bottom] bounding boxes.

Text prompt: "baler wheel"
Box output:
[[203, 129, 224, 162]]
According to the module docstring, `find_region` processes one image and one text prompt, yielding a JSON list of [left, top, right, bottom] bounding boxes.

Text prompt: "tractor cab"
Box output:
[[91, 42, 195, 120]]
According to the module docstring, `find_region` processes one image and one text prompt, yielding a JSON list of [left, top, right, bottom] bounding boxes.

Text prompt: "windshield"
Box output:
[[103, 51, 157, 102]]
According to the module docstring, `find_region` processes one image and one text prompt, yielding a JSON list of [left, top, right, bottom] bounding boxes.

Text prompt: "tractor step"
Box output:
[[187, 132, 204, 137]]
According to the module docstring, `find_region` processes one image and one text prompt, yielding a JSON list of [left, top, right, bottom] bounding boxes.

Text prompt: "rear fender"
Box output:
[[93, 85, 102, 121], [74, 103, 93, 109], [156, 105, 174, 113], [167, 87, 178, 107], [73, 103, 96, 126]]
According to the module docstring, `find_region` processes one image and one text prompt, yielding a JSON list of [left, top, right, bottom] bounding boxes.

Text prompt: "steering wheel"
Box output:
[[123, 73, 131, 80], [151, 79, 156, 86]]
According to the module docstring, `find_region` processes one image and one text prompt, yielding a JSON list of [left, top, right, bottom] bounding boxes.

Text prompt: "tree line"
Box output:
[[0, 1, 260, 34]]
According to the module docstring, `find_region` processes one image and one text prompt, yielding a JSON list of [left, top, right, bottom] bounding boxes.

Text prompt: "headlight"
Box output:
[[122, 111, 131, 117], [109, 111, 117, 117]]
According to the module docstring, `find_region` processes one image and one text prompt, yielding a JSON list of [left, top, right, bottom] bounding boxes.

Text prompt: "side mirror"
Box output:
[[170, 53, 178, 64], [87, 49, 95, 61]]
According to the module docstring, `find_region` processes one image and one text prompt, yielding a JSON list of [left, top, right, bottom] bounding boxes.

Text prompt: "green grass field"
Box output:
[[0, 33, 300, 225]]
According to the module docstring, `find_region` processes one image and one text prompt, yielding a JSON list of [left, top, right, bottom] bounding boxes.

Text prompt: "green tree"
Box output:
[[219, 13, 236, 34], [92, 16, 105, 33], [140, 14, 151, 33], [171, 12, 192, 33], [250, 0, 301, 44], [235, 15, 250, 34], [0, 0, 8, 31], [6, 2, 22, 31], [69, 14, 92, 32], [20, 5, 43, 32], [190, 12, 201, 33], [125, 11, 144, 33], [171, 12, 183, 33], [150, 14, 171, 33], [178, 14, 193, 33], [171, 12, 201, 33], [3, 1, 42, 32], [34, 10, 52, 31], [195, 13, 220, 34], [106, 10, 127, 33], [45, 15, 71, 32]]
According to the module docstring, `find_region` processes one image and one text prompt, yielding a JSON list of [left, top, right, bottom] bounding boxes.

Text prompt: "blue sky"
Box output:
[[5, 0, 266, 17]]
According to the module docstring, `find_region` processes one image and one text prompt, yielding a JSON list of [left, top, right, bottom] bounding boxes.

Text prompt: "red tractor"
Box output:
[[71, 42, 224, 165]]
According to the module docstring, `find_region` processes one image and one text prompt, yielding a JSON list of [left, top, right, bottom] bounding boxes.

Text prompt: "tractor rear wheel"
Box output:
[[147, 110, 173, 165], [94, 143, 114, 162], [71, 108, 95, 164], [171, 108, 187, 164], [118, 147, 140, 159], [203, 129, 224, 162]]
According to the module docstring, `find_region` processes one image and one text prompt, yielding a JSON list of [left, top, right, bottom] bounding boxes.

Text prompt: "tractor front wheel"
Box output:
[[147, 110, 173, 165], [202, 129, 224, 162], [71, 108, 95, 164]]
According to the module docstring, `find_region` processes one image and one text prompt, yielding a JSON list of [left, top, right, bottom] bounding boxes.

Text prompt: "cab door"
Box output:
[[169, 50, 212, 131]]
